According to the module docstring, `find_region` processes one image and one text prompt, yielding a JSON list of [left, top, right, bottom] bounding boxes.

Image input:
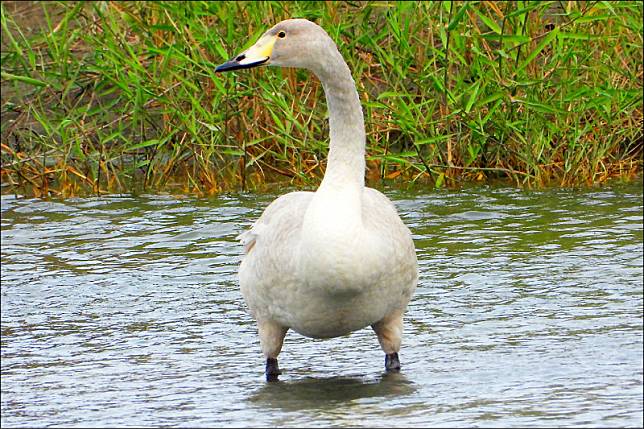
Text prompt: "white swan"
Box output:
[[216, 18, 417, 381]]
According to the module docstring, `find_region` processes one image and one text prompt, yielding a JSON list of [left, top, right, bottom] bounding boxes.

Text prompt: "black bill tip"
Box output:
[[215, 57, 269, 73]]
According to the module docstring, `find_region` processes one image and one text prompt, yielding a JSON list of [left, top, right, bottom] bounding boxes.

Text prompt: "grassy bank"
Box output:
[[1, 1, 642, 197]]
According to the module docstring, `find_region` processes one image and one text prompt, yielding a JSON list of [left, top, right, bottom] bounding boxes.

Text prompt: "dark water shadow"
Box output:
[[248, 372, 417, 412]]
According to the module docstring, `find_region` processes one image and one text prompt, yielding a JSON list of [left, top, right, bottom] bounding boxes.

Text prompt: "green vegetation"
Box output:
[[1, 1, 642, 197]]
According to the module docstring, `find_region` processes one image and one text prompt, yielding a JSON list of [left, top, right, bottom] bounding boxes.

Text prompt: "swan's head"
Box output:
[[215, 19, 335, 73]]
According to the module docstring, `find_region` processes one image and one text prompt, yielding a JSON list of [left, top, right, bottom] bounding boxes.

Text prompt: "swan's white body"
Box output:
[[239, 187, 416, 339], [218, 18, 417, 374]]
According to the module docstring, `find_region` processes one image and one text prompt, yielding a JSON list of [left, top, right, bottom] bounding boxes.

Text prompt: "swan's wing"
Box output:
[[362, 187, 414, 243], [238, 191, 314, 322], [363, 187, 418, 292], [238, 191, 314, 255]]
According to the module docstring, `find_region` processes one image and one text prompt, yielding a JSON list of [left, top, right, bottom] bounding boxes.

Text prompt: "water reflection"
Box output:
[[249, 373, 416, 412], [1, 183, 642, 427]]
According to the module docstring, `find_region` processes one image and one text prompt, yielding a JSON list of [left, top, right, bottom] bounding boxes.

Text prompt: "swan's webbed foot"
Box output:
[[385, 352, 401, 372], [266, 357, 282, 382]]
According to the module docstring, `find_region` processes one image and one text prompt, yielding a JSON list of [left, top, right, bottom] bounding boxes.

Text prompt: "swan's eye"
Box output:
[[277, 31, 286, 39]]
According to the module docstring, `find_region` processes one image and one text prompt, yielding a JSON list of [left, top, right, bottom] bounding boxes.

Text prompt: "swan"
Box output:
[[216, 18, 418, 381]]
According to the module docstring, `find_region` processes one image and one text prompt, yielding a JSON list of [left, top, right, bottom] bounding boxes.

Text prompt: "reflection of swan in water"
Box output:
[[248, 373, 416, 412]]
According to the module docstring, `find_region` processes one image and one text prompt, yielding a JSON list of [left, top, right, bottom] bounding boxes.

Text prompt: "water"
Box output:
[[1, 183, 643, 427]]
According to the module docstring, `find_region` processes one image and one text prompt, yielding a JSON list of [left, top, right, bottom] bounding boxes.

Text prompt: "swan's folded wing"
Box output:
[[363, 187, 418, 291], [238, 191, 313, 255]]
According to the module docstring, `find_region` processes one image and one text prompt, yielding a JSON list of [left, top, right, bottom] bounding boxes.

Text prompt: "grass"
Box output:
[[1, 0, 642, 197]]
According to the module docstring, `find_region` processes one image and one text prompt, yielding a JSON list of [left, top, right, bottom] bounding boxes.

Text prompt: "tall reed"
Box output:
[[1, 1, 642, 197]]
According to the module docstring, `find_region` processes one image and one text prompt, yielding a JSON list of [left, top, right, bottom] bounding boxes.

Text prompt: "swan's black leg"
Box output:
[[266, 357, 282, 382], [385, 352, 401, 372]]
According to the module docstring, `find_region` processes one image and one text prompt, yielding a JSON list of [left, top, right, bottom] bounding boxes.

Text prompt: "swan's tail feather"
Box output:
[[238, 230, 258, 253]]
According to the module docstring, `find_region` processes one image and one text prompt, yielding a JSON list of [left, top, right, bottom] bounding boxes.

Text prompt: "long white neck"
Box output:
[[297, 29, 368, 288], [315, 47, 366, 193], [299, 40, 366, 247]]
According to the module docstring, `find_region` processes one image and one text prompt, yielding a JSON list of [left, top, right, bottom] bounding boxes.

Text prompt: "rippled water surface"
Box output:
[[2, 183, 643, 427]]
